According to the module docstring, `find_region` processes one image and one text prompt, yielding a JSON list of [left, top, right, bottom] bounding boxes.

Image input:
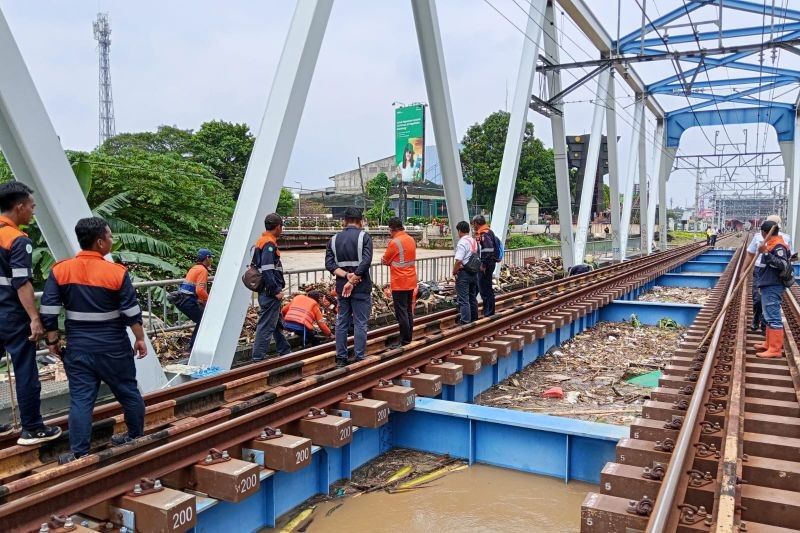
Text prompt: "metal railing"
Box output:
[[33, 237, 642, 335]]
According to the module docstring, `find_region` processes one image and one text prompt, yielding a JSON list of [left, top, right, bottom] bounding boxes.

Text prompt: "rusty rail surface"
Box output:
[[0, 241, 713, 530], [583, 235, 800, 531]]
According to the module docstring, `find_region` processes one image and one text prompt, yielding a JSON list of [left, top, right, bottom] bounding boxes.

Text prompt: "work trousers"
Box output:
[[0, 320, 44, 431], [478, 269, 495, 317], [335, 293, 371, 363], [175, 295, 204, 350], [392, 290, 414, 344], [456, 270, 478, 324], [253, 294, 291, 360], [752, 268, 764, 328], [284, 321, 321, 347], [63, 349, 144, 456], [760, 284, 785, 330]]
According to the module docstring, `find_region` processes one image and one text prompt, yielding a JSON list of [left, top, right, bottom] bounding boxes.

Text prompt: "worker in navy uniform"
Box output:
[[40, 217, 147, 463], [251, 213, 291, 361], [325, 207, 373, 367], [472, 215, 497, 317], [0, 182, 62, 444]]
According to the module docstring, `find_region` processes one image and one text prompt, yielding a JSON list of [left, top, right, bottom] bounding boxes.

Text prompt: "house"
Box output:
[[510, 194, 540, 224]]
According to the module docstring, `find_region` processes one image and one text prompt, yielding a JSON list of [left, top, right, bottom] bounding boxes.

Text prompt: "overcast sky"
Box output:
[[2, 0, 798, 209]]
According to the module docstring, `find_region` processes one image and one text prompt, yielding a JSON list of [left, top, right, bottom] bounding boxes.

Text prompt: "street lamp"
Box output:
[[293, 180, 302, 230]]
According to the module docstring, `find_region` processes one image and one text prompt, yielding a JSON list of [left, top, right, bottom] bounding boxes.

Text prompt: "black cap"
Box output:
[[760, 220, 779, 234], [264, 213, 283, 230], [343, 207, 363, 220]]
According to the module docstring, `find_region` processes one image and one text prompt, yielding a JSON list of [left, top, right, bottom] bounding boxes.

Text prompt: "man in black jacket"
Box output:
[[325, 207, 373, 367], [252, 213, 291, 361], [472, 215, 497, 317]]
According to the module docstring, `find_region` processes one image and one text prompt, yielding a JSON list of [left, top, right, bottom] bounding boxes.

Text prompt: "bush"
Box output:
[[505, 234, 558, 249]]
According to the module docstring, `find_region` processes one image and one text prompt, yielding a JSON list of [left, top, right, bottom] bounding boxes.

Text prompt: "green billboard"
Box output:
[[395, 104, 425, 183]]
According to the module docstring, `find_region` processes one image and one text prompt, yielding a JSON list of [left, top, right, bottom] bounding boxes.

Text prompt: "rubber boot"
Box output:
[[753, 330, 768, 351], [757, 327, 784, 358]]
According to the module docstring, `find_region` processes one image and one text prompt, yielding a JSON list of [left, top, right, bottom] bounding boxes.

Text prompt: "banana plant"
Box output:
[[27, 159, 181, 285]]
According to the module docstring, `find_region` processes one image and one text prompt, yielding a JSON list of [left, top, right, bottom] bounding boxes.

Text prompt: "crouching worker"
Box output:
[[754, 220, 793, 358], [172, 248, 213, 351], [281, 291, 333, 347], [40, 217, 146, 463]]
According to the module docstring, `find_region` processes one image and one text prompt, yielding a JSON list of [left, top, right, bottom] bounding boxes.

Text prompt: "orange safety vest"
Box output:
[[282, 294, 331, 336], [180, 264, 210, 302], [384, 231, 418, 291]]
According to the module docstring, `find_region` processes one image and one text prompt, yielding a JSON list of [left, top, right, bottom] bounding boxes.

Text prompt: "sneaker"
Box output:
[[58, 452, 86, 465], [335, 359, 348, 368], [110, 433, 138, 446], [0, 423, 14, 437], [17, 425, 62, 446]]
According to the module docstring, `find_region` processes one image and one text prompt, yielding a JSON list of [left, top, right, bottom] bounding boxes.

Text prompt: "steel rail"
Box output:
[[0, 239, 709, 530], [0, 241, 710, 451], [646, 242, 746, 532]]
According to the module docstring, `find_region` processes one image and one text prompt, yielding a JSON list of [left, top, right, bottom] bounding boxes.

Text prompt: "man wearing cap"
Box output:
[[173, 249, 213, 351], [753, 220, 792, 358], [325, 207, 373, 366], [747, 214, 793, 332], [381, 217, 418, 345], [252, 213, 291, 361]]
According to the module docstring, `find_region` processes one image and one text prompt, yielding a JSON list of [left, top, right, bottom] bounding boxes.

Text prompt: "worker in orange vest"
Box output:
[[172, 249, 213, 351], [381, 217, 418, 345], [281, 290, 333, 347]]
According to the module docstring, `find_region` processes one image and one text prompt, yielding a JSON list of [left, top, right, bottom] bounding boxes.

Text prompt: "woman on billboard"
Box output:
[[399, 143, 416, 183]]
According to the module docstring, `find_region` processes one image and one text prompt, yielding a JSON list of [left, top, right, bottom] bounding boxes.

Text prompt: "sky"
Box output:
[[2, 0, 798, 210]]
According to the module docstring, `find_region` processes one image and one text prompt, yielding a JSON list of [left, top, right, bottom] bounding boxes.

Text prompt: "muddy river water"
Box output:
[[274, 464, 594, 533]]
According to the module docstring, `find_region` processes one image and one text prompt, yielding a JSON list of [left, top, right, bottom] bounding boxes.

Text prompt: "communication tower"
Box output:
[[93, 13, 116, 145]]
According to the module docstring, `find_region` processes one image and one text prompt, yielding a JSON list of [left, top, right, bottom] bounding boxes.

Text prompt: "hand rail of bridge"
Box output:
[[33, 237, 642, 335]]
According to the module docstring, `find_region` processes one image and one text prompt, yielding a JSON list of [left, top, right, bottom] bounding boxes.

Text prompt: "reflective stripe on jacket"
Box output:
[[179, 264, 210, 302], [0, 215, 33, 322], [383, 231, 418, 291], [255, 232, 285, 296], [40, 250, 143, 354], [325, 226, 373, 296], [281, 294, 331, 336]]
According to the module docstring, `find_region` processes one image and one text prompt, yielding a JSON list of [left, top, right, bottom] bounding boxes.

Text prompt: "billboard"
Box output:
[[395, 104, 425, 183]]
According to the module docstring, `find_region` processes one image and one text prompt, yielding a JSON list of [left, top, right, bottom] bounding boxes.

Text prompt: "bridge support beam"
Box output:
[[543, 1, 575, 267], [606, 71, 622, 261], [411, 0, 469, 243], [620, 97, 645, 260], [792, 110, 800, 243], [638, 99, 649, 254], [0, 8, 167, 391], [491, 0, 546, 264], [645, 119, 664, 254], [189, 0, 333, 374], [573, 68, 610, 265]]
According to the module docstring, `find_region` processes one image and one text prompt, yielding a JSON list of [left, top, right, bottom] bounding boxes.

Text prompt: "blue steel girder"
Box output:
[[709, 0, 800, 21], [651, 75, 797, 94], [647, 29, 800, 92], [665, 106, 795, 147], [616, 0, 705, 49], [666, 79, 797, 114], [620, 21, 800, 53]]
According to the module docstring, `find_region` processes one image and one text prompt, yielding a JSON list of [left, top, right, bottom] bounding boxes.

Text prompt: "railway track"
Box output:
[[0, 241, 712, 531], [582, 235, 800, 532]]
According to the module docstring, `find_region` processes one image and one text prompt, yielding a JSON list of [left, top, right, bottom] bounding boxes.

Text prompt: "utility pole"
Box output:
[[93, 13, 116, 146], [357, 157, 366, 210]]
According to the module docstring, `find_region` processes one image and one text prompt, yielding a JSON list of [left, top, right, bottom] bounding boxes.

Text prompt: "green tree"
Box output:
[[80, 149, 234, 269], [460, 111, 555, 212], [365, 172, 394, 224], [189, 120, 255, 197], [100, 125, 193, 155], [276, 187, 296, 217]]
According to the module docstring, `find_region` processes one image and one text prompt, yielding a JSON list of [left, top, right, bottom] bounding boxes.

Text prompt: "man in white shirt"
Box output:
[[747, 214, 794, 331], [452, 221, 479, 324]]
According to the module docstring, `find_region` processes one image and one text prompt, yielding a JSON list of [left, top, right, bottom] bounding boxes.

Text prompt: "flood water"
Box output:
[[280, 464, 594, 533]]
